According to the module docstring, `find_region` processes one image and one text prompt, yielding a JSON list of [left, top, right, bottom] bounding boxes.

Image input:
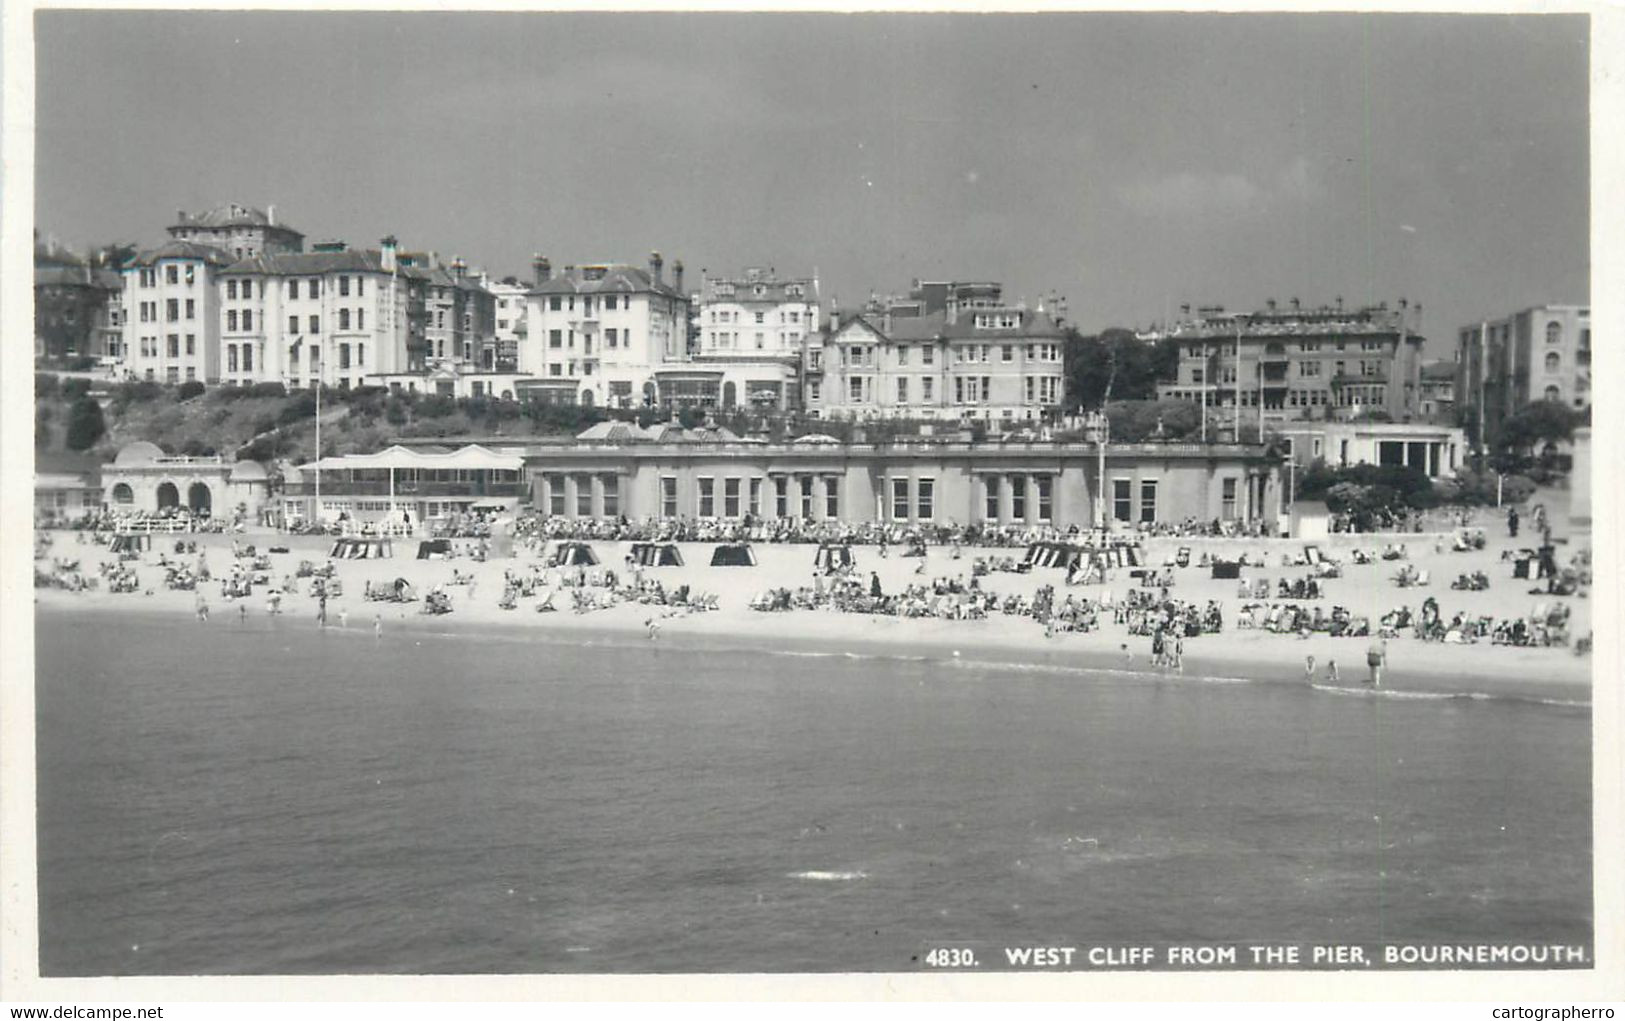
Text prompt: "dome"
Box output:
[[113, 441, 166, 465], [229, 460, 269, 482]]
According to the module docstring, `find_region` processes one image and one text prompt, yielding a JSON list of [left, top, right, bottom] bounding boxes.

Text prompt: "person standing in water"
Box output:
[[1366, 638, 1387, 687]]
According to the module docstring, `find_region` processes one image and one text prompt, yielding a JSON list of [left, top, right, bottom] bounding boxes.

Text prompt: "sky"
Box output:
[[34, 11, 1589, 355]]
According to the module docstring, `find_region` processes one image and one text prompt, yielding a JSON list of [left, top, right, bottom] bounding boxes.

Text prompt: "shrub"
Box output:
[[1501, 474, 1538, 505], [247, 381, 287, 399], [35, 372, 60, 398], [65, 396, 106, 451], [417, 394, 456, 418], [211, 384, 247, 402], [278, 394, 318, 427], [177, 380, 206, 401], [384, 397, 410, 426], [239, 435, 276, 463], [110, 380, 164, 405], [253, 415, 278, 436], [67, 356, 98, 372], [179, 437, 216, 456], [61, 377, 92, 400]]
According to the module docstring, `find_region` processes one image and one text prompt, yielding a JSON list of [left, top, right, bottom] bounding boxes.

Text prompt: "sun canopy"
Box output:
[[629, 542, 683, 567], [814, 544, 854, 573], [331, 537, 393, 559], [298, 444, 523, 474], [550, 541, 598, 567], [110, 533, 153, 554], [417, 539, 453, 559], [710, 543, 757, 567]]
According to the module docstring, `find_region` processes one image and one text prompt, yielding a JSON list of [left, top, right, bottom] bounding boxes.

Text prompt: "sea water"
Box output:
[[35, 607, 1591, 975]]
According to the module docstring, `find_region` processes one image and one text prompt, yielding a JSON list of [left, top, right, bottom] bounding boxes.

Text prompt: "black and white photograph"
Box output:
[[3, 1, 1619, 1007]]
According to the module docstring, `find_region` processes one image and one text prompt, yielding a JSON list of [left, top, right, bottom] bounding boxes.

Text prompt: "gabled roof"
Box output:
[[125, 240, 237, 269], [171, 202, 303, 235], [532, 264, 685, 301], [35, 265, 121, 290], [829, 307, 1067, 343], [222, 249, 391, 276]]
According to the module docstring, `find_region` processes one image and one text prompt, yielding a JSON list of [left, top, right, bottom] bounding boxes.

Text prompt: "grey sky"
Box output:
[[35, 11, 1588, 352]]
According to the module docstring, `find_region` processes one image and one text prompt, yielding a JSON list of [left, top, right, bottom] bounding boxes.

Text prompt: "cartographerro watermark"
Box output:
[[917, 943, 1592, 970]]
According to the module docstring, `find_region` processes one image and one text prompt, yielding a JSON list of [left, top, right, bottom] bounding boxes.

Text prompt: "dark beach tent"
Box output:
[[630, 542, 683, 567], [1024, 541, 1078, 570], [1211, 560, 1242, 579], [554, 541, 599, 567], [110, 533, 153, 555], [417, 539, 454, 560], [814, 544, 854, 574], [710, 543, 757, 567], [1304, 544, 1324, 566], [331, 537, 393, 559]]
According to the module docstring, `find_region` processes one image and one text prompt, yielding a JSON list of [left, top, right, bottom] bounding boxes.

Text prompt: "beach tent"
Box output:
[[417, 539, 454, 560], [331, 537, 393, 559], [1024, 541, 1083, 570], [630, 542, 683, 567], [1211, 560, 1242, 580], [814, 544, 855, 574], [552, 541, 599, 567], [710, 543, 758, 567], [109, 533, 153, 555]]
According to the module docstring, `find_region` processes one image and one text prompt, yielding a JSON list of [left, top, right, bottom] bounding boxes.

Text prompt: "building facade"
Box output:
[[1271, 421, 1467, 480], [35, 239, 123, 364], [520, 253, 690, 409], [99, 441, 274, 520], [682, 266, 819, 411], [1456, 305, 1591, 448], [485, 276, 529, 372], [1418, 359, 1457, 422], [1155, 300, 1427, 425], [806, 281, 1067, 422], [118, 241, 235, 384], [167, 202, 304, 260], [216, 238, 427, 390]]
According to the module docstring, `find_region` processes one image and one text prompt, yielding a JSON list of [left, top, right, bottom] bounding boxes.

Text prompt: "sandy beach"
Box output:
[[34, 503, 1593, 704]]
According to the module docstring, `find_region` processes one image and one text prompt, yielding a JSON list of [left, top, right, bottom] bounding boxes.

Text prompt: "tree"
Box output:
[[1497, 399, 1583, 454], [1063, 328, 1179, 411], [64, 396, 105, 451]]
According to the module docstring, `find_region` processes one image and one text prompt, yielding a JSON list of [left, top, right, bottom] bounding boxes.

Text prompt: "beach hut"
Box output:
[[814, 544, 855, 574], [551, 541, 599, 567], [330, 537, 393, 559], [1289, 501, 1331, 541], [630, 542, 683, 567], [416, 539, 454, 560], [710, 543, 758, 567], [1024, 541, 1080, 570], [109, 532, 153, 555]]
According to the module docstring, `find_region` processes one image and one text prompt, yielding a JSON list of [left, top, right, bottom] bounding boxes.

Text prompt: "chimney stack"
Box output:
[[380, 235, 398, 273], [532, 254, 550, 286], [649, 251, 664, 284], [673, 259, 684, 293], [268, 204, 275, 225], [452, 256, 467, 280]]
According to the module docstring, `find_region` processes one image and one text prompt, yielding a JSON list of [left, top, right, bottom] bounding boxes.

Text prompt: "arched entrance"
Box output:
[[156, 481, 180, 510], [579, 389, 595, 408], [723, 381, 737, 409], [111, 483, 134, 506], [188, 482, 213, 517], [642, 381, 658, 407]]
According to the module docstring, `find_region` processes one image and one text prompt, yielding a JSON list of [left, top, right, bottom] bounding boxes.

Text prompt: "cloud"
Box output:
[[1117, 170, 1262, 217], [1118, 156, 1322, 217]]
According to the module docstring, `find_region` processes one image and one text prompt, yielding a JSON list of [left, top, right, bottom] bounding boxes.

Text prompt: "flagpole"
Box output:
[[314, 354, 321, 526]]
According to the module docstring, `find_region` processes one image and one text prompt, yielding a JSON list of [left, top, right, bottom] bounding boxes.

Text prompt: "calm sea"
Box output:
[[35, 607, 1591, 975]]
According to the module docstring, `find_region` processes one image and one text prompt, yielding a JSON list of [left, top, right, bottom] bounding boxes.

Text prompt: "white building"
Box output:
[[1272, 420, 1467, 480], [520, 252, 690, 409], [216, 237, 426, 390], [118, 240, 235, 384], [485, 275, 529, 372], [676, 267, 818, 411]]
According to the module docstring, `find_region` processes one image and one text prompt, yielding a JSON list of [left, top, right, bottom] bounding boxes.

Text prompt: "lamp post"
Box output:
[[1091, 409, 1110, 534]]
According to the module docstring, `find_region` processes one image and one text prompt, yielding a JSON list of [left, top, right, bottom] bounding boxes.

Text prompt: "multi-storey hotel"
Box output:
[[34, 238, 123, 364], [484, 275, 529, 372], [678, 267, 819, 411], [519, 253, 691, 409], [806, 280, 1067, 421], [1154, 300, 1427, 426], [166, 202, 305, 261], [118, 240, 235, 384], [1456, 304, 1591, 447]]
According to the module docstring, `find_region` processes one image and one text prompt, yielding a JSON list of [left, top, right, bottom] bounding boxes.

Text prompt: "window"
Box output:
[[310, 315, 320, 334], [1299, 361, 1321, 377], [850, 377, 864, 402], [1544, 384, 1562, 402], [892, 478, 910, 521], [922, 346, 934, 366], [755, 333, 764, 349], [1002, 345, 1013, 363], [1545, 351, 1561, 374], [289, 316, 300, 334], [922, 377, 934, 401], [1025, 376, 1035, 402], [754, 311, 764, 324], [825, 477, 839, 519], [1036, 476, 1053, 522], [339, 276, 350, 297], [166, 299, 179, 322], [309, 278, 319, 296], [227, 280, 238, 299], [1222, 478, 1238, 520], [228, 310, 239, 331], [984, 477, 1000, 520], [548, 475, 566, 516], [749, 477, 763, 516], [185, 299, 195, 320], [243, 310, 252, 331], [550, 329, 563, 348], [357, 344, 364, 366], [897, 377, 909, 404], [897, 346, 909, 367], [1010, 476, 1027, 520], [242, 345, 253, 372], [1139, 480, 1158, 524], [166, 366, 180, 383], [602, 476, 619, 517], [724, 478, 741, 518], [167, 334, 179, 357], [661, 476, 678, 518], [774, 476, 788, 518], [809, 381, 821, 403], [549, 296, 562, 311], [185, 334, 195, 355], [605, 295, 617, 311], [227, 346, 239, 372], [1112, 479, 1133, 523], [339, 344, 351, 370], [1546, 322, 1562, 344], [605, 327, 618, 348], [339, 309, 351, 330], [800, 478, 813, 519], [576, 476, 593, 517], [356, 310, 364, 330], [166, 265, 178, 284], [917, 478, 934, 521], [698, 477, 715, 518]]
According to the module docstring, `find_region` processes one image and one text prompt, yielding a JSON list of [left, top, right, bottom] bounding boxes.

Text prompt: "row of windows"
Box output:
[[132, 334, 197, 359], [223, 342, 369, 373], [544, 294, 627, 313], [137, 298, 196, 323], [133, 264, 197, 288], [981, 475, 1055, 522], [708, 308, 805, 325], [835, 342, 1064, 368]]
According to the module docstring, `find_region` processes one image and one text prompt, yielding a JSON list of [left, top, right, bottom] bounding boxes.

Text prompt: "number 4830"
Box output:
[[923, 947, 979, 968]]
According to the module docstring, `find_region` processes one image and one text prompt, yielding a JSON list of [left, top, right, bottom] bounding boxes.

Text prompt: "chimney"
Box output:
[[945, 293, 959, 326], [1290, 297, 1301, 311], [452, 256, 467, 280], [380, 235, 398, 273], [673, 259, 684, 293], [267, 204, 275, 225], [649, 251, 664, 284], [532, 254, 550, 286], [829, 307, 841, 332]]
